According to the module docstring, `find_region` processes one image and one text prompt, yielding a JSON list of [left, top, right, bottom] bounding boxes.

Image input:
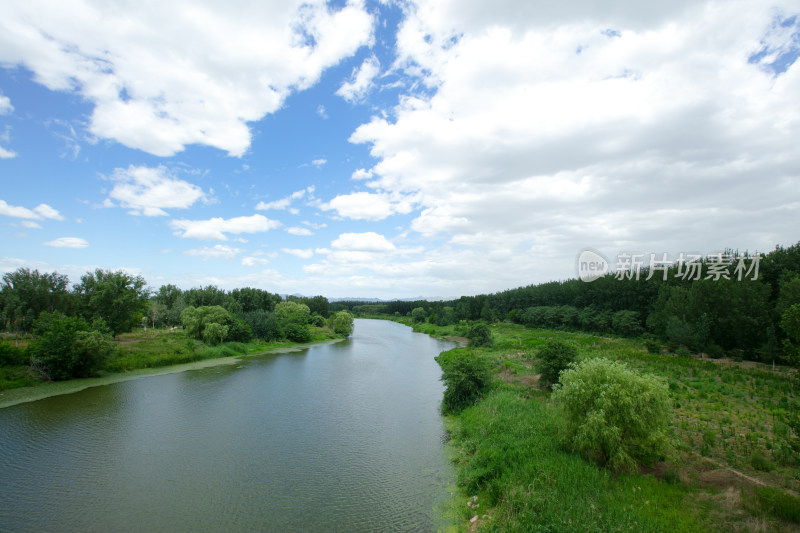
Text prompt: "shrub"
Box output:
[[284, 322, 311, 343], [551, 357, 672, 473], [330, 311, 355, 336], [0, 342, 28, 366], [536, 340, 578, 387], [467, 323, 493, 348], [29, 312, 113, 380], [437, 349, 492, 414], [225, 318, 253, 343]]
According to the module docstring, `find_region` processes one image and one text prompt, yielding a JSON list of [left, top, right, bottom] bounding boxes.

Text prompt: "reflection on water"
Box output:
[[0, 319, 454, 532]]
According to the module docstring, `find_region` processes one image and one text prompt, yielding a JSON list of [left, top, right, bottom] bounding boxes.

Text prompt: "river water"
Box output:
[[0, 319, 455, 532]]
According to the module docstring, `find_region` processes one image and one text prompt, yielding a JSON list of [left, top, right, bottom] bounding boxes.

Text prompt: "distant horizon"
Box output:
[[2, 0, 798, 301]]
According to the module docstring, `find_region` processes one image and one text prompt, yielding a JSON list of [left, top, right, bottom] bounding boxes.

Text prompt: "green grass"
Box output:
[[374, 317, 800, 532]]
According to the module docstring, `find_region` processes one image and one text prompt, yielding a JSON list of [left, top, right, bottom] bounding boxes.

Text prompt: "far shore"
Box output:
[[0, 338, 345, 410]]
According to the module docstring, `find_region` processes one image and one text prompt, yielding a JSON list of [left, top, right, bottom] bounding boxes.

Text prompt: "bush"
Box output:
[[29, 312, 113, 380], [225, 318, 253, 343], [536, 340, 578, 387], [0, 342, 28, 366], [467, 323, 493, 348], [330, 311, 355, 336], [551, 357, 672, 473], [436, 349, 492, 414], [284, 322, 311, 343]]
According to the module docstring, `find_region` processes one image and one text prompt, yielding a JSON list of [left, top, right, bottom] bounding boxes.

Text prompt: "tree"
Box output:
[[536, 340, 578, 388], [411, 307, 427, 323], [551, 358, 671, 473], [331, 311, 355, 336], [436, 349, 492, 414], [467, 323, 493, 348], [74, 269, 149, 336], [244, 309, 281, 341], [1, 268, 71, 333], [29, 312, 113, 380], [181, 305, 232, 341]]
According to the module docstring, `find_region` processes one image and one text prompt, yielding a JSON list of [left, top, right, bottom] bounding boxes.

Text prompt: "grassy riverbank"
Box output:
[[0, 325, 342, 408], [392, 319, 800, 532]]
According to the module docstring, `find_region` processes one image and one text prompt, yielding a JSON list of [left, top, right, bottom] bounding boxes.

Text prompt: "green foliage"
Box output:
[[243, 309, 281, 341], [436, 349, 492, 414], [28, 312, 113, 380], [202, 322, 228, 346], [0, 342, 28, 366], [551, 357, 672, 473], [411, 306, 426, 323], [330, 310, 355, 336], [225, 318, 253, 343], [536, 339, 578, 387], [284, 322, 311, 343], [750, 486, 800, 523], [74, 269, 149, 336], [466, 322, 493, 347], [1, 267, 71, 333], [181, 305, 232, 342]]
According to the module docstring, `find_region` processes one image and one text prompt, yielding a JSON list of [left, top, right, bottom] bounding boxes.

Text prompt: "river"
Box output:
[[0, 319, 455, 532]]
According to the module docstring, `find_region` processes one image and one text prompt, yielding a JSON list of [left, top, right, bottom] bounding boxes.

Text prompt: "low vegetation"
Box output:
[[0, 269, 353, 390], [391, 319, 799, 532]]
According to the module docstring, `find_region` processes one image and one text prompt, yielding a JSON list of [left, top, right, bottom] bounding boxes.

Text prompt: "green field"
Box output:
[[402, 319, 800, 532]]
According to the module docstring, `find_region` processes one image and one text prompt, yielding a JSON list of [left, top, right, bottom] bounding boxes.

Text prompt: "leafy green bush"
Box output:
[[749, 452, 775, 472], [467, 323, 493, 348], [29, 312, 113, 380], [225, 318, 253, 343], [0, 342, 28, 366], [436, 349, 492, 414], [330, 310, 355, 336], [284, 322, 311, 343], [551, 357, 672, 473], [536, 340, 578, 387]]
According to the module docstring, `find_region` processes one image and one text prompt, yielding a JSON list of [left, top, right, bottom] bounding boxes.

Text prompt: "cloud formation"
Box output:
[[0, 200, 64, 221], [0, 0, 374, 156], [337, 55, 381, 102], [341, 0, 800, 288], [44, 237, 88, 248], [107, 165, 207, 216], [170, 214, 280, 240]]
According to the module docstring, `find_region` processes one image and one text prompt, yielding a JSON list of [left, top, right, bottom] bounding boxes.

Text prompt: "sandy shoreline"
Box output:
[[0, 338, 344, 409]]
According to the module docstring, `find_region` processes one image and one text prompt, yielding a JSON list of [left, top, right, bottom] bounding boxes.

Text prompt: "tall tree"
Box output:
[[74, 269, 149, 336], [1, 268, 71, 333]]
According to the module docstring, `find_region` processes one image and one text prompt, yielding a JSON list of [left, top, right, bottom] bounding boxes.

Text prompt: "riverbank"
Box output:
[[0, 336, 345, 409], [383, 319, 799, 532]]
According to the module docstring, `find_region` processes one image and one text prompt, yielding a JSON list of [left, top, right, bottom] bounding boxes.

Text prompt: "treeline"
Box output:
[[334, 242, 800, 364], [0, 268, 353, 381]]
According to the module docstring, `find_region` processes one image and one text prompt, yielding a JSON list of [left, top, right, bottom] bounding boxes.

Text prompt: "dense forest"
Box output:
[[332, 242, 800, 365], [0, 269, 351, 382]]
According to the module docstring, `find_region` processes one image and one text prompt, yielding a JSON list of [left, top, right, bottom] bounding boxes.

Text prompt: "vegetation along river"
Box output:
[[0, 319, 456, 532]]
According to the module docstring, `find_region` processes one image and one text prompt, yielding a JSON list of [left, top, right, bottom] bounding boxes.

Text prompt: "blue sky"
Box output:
[[1, 0, 799, 299]]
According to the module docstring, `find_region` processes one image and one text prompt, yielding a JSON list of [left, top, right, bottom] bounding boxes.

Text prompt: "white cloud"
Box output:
[[282, 248, 314, 259], [242, 256, 271, 267], [184, 245, 242, 260], [44, 237, 88, 248], [351, 168, 373, 180], [322, 191, 415, 221], [336, 0, 800, 293], [287, 226, 313, 236], [337, 55, 381, 102], [311, 158, 327, 167], [0, 200, 64, 221], [21, 221, 42, 229], [0, 146, 16, 159], [331, 232, 396, 252], [255, 186, 315, 211], [0, 94, 12, 115], [108, 165, 207, 216], [317, 104, 328, 119], [170, 214, 281, 240], [0, 1, 374, 156]]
